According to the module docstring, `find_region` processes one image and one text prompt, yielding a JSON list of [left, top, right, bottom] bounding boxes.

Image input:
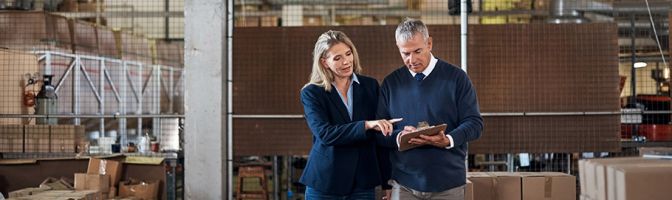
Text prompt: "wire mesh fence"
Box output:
[[0, 1, 185, 199], [229, 0, 672, 199], [0, 1, 184, 156], [2, 0, 672, 199]]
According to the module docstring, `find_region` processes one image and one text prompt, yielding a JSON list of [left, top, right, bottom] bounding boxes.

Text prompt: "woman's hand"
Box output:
[[365, 118, 402, 136]]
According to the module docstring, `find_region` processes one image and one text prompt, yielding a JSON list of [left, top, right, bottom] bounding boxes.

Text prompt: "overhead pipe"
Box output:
[[547, 0, 591, 24], [460, 0, 467, 72], [613, 1, 670, 14]]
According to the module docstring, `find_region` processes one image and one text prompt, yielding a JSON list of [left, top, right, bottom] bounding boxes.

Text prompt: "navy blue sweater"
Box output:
[[376, 59, 483, 192]]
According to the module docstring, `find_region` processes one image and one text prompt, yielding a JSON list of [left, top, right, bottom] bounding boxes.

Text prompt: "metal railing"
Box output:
[[12, 50, 187, 147]]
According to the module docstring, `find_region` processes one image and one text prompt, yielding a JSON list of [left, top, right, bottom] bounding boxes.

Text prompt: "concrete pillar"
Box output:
[[184, 0, 229, 199]]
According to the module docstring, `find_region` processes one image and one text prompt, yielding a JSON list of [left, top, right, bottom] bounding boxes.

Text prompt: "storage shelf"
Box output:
[[621, 140, 672, 148]]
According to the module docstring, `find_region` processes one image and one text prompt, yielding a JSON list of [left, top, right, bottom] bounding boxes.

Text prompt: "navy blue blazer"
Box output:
[[299, 75, 390, 195]]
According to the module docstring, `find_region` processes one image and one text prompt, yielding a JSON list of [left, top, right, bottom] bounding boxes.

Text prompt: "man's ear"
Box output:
[[427, 36, 433, 51]]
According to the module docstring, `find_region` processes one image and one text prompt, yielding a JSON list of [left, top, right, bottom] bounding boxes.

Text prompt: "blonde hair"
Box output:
[[304, 30, 362, 92]]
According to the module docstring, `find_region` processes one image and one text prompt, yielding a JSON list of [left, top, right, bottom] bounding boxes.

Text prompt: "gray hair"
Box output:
[[395, 18, 429, 43]]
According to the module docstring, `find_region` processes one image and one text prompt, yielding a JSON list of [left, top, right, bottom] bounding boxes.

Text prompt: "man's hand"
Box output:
[[396, 125, 417, 145], [407, 130, 450, 148]]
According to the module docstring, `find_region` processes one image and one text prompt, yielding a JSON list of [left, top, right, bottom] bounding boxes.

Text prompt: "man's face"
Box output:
[[396, 33, 433, 73], [321, 42, 354, 80]]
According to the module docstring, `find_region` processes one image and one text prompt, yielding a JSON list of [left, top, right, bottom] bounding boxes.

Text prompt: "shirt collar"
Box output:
[[409, 54, 437, 78], [331, 73, 360, 87]]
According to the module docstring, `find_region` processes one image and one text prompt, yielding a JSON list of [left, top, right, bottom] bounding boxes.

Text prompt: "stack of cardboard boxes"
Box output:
[[8, 157, 159, 200], [76, 157, 160, 199], [579, 156, 672, 200], [467, 172, 576, 200], [0, 124, 85, 153], [7, 158, 120, 199], [0, 12, 74, 53], [10, 190, 104, 200], [75, 158, 123, 198]]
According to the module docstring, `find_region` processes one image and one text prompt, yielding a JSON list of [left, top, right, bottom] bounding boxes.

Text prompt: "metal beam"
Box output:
[[54, 11, 184, 18], [234, 9, 549, 17]]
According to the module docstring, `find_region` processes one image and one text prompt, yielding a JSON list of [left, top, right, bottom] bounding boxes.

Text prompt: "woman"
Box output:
[[300, 30, 393, 199]]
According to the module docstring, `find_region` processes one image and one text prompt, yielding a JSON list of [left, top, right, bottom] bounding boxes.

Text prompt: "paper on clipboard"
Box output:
[[398, 124, 447, 151]]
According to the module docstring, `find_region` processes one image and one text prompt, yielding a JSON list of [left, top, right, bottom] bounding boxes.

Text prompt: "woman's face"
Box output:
[[321, 42, 354, 80]]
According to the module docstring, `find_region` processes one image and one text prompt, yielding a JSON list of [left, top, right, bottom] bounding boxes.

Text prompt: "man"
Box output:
[[376, 18, 483, 200]]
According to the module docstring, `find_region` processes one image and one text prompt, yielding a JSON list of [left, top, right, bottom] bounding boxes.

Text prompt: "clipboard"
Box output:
[[398, 124, 447, 151]]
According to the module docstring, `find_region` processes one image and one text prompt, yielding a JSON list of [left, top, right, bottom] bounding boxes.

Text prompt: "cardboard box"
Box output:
[[8, 186, 50, 197], [639, 147, 672, 158], [118, 180, 159, 200], [582, 157, 670, 200], [154, 40, 181, 67], [87, 158, 123, 187], [469, 172, 575, 200], [27, 190, 71, 197], [261, 16, 279, 27], [50, 125, 77, 153], [0, 12, 73, 52], [303, 16, 323, 26], [97, 27, 121, 59], [78, 2, 103, 12], [58, 0, 79, 12], [347, 16, 375, 26], [74, 173, 110, 193], [70, 190, 104, 200], [18, 190, 103, 200], [108, 186, 117, 198], [606, 162, 672, 200], [0, 124, 23, 152], [75, 125, 87, 153], [119, 32, 152, 64], [235, 16, 260, 27], [72, 20, 100, 55], [24, 125, 50, 152], [0, 50, 40, 125], [468, 172, 521, 200], [582, 157, 640, 199], [465, 179, 473, 200], [579, 159, 586, 195], [520, 172, 575, 200], [40, 177, 75, 190], [580, 194, 594, 200]]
